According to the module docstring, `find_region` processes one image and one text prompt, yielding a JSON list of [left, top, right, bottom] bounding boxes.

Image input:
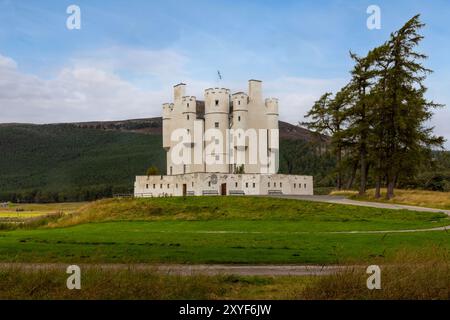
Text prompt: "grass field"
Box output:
[[0, 202, 86, 218], [0, 203, 87, 228], [0, 248, 447, 300], [0, 197, 448, 264], [331, 189, 450, 210]]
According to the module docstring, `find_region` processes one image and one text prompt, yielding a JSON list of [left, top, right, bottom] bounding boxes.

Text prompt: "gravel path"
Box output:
[[269, 195, 450, 216]]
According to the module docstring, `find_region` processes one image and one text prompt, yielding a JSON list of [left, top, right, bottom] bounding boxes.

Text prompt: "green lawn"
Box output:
[[0, 197, 448, 264]]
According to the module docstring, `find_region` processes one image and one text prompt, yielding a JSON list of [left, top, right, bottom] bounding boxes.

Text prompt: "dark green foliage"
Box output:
[[0, 124, 165, 202], [303, 15, 447, 197], [279, 139, 335, 186], [146, 165, 161, 176]]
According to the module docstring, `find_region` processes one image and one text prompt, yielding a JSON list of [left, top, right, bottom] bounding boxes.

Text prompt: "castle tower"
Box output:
[[162, 103, 173, 150], [204, 87, 231, 173], [166, 83, 189, 176], [182, 95, 201, 173], [231, 92, 248, 172], [246, 80, 267, 173]]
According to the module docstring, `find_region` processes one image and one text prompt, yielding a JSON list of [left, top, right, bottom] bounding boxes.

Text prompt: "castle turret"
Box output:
[[231, 92, 248, 172], [265, 98, 279, 174], [162, 103, 173, 149], [265, 98, 279, 132], [182, 96, 198, 173], [204, 87, 230, 173], [182, 96, 197, 133]]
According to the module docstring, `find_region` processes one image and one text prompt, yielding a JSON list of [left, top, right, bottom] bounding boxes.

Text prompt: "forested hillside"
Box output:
[[0, 124, 165, 202]]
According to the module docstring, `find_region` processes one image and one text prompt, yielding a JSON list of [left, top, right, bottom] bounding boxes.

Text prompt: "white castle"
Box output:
[[134, 80, 313, 197]]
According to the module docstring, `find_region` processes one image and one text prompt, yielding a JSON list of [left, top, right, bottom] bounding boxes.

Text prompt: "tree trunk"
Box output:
[[336, 147, 342, 190], [345, 161, 358, 190], [386, 173, 397, 199], [359, 148, 367, 196], [375, 174, 382, 199]]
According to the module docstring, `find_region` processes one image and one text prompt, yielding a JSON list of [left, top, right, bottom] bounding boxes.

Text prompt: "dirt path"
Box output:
[[147, 224, 449, 234], [0, 263, 353, 276], [269, 195, 450, 216]]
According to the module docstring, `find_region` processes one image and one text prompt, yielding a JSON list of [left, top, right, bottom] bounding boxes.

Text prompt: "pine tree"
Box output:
[[344, 52, 377, 195], [303, 89, 349, 190], [381, 15, 444, 199]]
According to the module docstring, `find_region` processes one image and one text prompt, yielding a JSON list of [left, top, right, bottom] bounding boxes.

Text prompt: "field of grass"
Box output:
[[0, 203, 87, 228], [0, 197, 448, 264], [0, 248, 446, 300], [0, 267, 312, 300], [331, 189, 450, 210]]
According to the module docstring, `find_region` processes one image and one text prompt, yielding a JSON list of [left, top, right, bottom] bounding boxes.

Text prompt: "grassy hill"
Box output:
[[0, 120, 334, 202], [0, 197, 448, 264]]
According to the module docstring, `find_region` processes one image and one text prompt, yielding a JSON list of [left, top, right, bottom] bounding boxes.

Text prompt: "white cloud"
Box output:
[[0, 54, 17, 69], [0, 51, 177, 123], [71, 47, 189, 82], [265, 76, 348, 123]]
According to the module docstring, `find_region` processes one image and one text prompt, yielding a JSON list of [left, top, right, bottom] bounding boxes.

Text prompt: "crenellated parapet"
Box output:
[[181, 96, 197, 116], [265, 98, 279, 115]]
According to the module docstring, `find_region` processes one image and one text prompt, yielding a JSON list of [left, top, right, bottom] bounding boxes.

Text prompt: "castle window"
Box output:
[[146, 184, 149, 189], [238, 116, 241, 122], [238, 101, 241, 105], [268, 182, 270, 187], [294, 183, 296, 188], [215, 100, 219, 106], [304, 184, 307, 188], [215, 154, 220, 161], [246, 182, 248, 188], [187, 115, 189, 120], [253, 183, 255, 188], [280, 182, 282, 187], [208, 182, 211, 187], [274, 182, 276, 187], [167, 184, 170, 188], [215, 122, 219, 128], [187, 103, 189, 108], [176, 184, 178, 188], [160, 184, 162, 189], [192, 182, 194, 187], [235, 182, 238, 187], [183, 165, 186, 174]]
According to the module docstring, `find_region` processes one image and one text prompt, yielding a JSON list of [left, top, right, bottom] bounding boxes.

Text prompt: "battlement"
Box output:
[[162, 103, 174, 113], [205, 87, 231, 95], [232, 92, 248, 99], [182, 96, 197, 102], [265, 98, 279, 114], [265, 98, 279, 104]]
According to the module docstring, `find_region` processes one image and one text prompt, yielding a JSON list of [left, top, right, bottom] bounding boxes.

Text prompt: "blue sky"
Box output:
[[0, 0, 449, 147]]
